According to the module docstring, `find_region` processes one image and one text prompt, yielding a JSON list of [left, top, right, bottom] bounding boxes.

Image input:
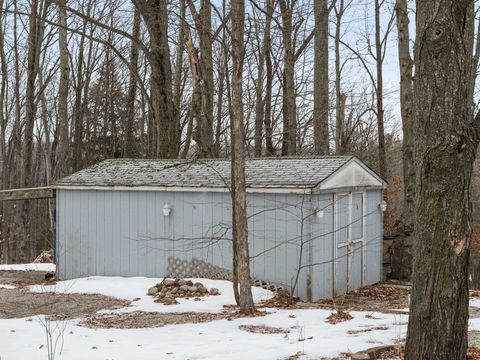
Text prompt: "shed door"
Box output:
[[334, 192, 364, 296]]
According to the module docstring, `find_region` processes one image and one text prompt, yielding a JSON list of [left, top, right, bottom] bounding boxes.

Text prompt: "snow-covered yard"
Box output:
[[0, 274, 415, 360]]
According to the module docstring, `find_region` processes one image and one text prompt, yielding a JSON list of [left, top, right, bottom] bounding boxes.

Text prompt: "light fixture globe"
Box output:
[[163, 203, 172, 216], [379, 200, 387, 212]]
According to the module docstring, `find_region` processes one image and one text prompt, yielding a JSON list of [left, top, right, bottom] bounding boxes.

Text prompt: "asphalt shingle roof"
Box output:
[[55, 156, 354, 189]]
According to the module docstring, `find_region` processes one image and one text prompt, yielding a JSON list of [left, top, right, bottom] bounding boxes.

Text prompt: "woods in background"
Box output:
[[0, 0, 402, 263]]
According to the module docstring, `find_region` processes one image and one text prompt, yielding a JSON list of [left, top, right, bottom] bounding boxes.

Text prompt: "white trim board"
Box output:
[[54, 185, 313, 194], [317, 158, 386, 191]]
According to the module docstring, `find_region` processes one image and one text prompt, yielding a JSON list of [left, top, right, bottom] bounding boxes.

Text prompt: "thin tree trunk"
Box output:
[[374, 0, 386, 178], [0, 0, 7, 189], [263, 0, 274, 156], [313, 0, 329, 155], [72, 19, 87, 171], [55, 0, 69, 179], [124, 7, 141, 158], [231, 0, 255, 315], [214, 45, 226, 157], [334, 0, 344, 154], [279, 0, 297, 156], [390, 0, 414, 280], [173, 0, 185, 144], [253, 30, 265, 157], [405, 2, 477, 359]]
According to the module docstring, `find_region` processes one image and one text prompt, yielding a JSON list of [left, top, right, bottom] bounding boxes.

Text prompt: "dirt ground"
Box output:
[[0, 288, 130, 319], [80, 311, 228, 329], [0, 269, 131, 319]]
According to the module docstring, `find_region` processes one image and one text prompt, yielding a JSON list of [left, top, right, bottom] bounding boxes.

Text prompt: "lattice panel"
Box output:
[[166, 256, 285, 293]]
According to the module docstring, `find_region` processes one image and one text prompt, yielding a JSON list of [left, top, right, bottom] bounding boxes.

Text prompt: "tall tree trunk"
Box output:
[[0, 0, 7, 189], [390, 0, 414, 280], [186, 0, 215, 157], [22, 0, 47, 186], [253, 24, 265, 157], [198, 0, 214, 157], [263, 0, 274, 156], [55, 0, 70, 179], [374, 0, 386, 178], [72, 18, 87, 171], [134, 0, 179, 158], [9, 4, 22, 188], [405, 2, 477, 359], [214, 43, 226, 157], [279, 0, 297, 156], [313, 0, 329, 155], [334, 0, 344, 154], [173, 0, 185, 149], [124, 7, 141, 158], [231, 0, 255, 315]]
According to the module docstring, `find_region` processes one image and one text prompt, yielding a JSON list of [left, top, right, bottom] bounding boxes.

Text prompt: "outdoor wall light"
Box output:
[[163, 203, 172, 216], [379, 200, 387, 212], [315, 208, 325, 219]]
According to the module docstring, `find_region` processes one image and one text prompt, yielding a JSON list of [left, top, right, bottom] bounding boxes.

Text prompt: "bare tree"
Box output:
[[333, 0, 348, 154], [124, 6, 141, 158], [313, 0, 329, 155], [134, 0, 179, 158], [22, 0, 49, 187], [263, 0, 275, 156], [231, 0, 255, 315], [54, 0, 70, 178], [390, 0, 414, 280], [187, 0, 215, 157], [405, 1, 478, 358], [373, 0, 386, 178]]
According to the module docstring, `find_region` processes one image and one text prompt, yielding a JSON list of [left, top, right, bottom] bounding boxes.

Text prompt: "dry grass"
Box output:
[[80, 311, 226, 329], [238, 324, 289, 334], [325, 310, 353, 324]]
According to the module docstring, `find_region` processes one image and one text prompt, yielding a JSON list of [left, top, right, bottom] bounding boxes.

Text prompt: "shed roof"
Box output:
[[56, 156, 385, 191]]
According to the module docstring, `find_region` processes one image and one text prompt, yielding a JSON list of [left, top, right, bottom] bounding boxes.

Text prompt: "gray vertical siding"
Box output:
[[56, 187, 383, 300], [363, 189, 383, 285]]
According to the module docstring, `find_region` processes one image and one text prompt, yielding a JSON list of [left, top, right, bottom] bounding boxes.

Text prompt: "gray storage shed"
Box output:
[[55, 156, 386, 300]]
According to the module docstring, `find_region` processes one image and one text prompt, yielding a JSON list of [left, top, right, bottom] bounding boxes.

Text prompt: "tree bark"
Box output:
[[134, 0, 179, 158], [374, 0, 386, 178], [334, 0, 344, 154], [72, 16, 88, 171], [253, 18, 265, 157], [54, 0, 70, 179], [279, 0, 297, 156], [186, 0, 215, 158], [390, 0, 414, 280], [263, 0, 274, 156], [405, 1, 477, 359], [22, 0, 48, 186], [0, 0, 7, 189], [173, 0, 186, 153], [231, 0, 255, 315], [313, 0, 329, 155], [124, 7, 141, 158]]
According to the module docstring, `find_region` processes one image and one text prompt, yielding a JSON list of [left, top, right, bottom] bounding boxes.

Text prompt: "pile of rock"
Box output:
[[147, 278, 220, 305]]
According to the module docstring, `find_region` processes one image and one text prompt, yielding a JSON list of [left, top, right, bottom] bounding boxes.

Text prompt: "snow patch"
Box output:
[[0, 284, 15, 289], [0, 263, 56, 272], [29, 276, 273, 314]]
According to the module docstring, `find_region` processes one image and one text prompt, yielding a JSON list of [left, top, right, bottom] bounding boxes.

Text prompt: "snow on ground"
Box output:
[[0, 263, 56, 272], [0, 276, 410, 360], [29, 276, 273, 314], [0, 309, 408, 360], [0, 284, 15, 289]]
